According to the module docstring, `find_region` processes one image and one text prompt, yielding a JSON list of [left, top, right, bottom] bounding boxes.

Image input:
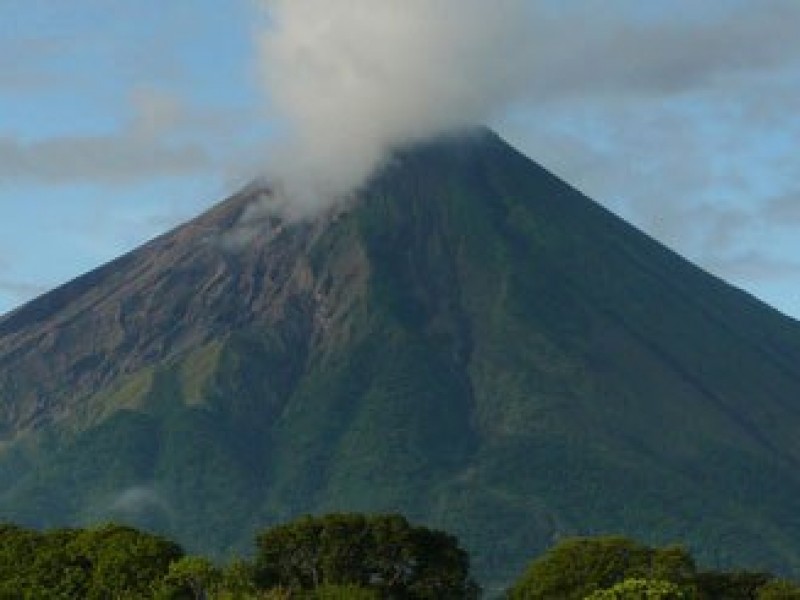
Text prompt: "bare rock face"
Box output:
[[0, 190, 359, 434], [2, 130, 800, 592]]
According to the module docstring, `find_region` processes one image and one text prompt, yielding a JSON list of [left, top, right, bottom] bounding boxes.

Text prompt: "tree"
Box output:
[[508, 536, 696, 599], [757, 579, 800, 599], [254, 513, 478, 598], [72, 524, 184, 599], [219, 558, 259, 597], [156, 556, 222, 599], [302, 584, 379, 599], [0, 526, 90, 599], [0, 522, 183, 598], [585, 578, 692, 599], [694, 569, 773, 599]]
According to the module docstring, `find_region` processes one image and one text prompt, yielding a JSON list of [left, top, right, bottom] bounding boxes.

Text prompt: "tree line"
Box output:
[[1, 513, 799, 599]]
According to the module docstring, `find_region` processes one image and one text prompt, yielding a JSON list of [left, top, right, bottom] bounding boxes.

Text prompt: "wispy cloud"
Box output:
[[0, 137, 209, 185], [0, 279, 51, 304], [763, 191, 800, 225], [0, 88, 214, 186], [109, 485, 171, 515], [705, 251, 800, 282], [525, 1, 800, 102]]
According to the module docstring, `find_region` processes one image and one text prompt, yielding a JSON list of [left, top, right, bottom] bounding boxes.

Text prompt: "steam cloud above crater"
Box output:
[[256, 0, 537, 215]]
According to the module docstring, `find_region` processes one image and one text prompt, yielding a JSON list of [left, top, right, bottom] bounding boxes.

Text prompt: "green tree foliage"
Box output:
[[254, 513, 479, 598], [156, 556, 222, 599], [4, 520, 800, 599], [0, 523, 183, 598], [694, 569, 774, 599], [584, 578, 692, 599], [508, 536, 696, 599], [757, 579, 800, 599], [0, 525, 89, 599], [218, 558, 260, 598], [77, 524, 185, 598], [301, 584, 379, 599]]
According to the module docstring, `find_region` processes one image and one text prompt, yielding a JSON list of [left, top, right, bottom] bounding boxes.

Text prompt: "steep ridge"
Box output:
[[2, 129, 800, 591]]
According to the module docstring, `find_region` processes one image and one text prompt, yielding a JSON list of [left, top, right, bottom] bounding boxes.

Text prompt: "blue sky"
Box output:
[[1, 1, 799, 320]]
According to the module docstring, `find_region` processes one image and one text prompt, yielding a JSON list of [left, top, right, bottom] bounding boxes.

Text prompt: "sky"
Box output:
[[1, 1, 799, 320]]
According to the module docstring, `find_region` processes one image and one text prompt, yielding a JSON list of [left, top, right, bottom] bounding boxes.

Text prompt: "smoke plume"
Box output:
[[256, 0, 536, 216]]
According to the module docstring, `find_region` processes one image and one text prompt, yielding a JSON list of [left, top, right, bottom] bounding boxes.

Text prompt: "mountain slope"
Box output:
[[2, 130, 800, 591]]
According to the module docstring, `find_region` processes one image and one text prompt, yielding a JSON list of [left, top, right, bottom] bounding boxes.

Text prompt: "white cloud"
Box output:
[[256, 0, 538, 215]]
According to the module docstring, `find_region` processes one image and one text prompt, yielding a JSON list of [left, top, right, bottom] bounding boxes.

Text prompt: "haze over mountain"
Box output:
[[2, 130, 800, 592]]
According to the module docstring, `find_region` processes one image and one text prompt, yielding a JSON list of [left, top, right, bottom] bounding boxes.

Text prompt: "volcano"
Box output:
[[2, 129, 800, 591]]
